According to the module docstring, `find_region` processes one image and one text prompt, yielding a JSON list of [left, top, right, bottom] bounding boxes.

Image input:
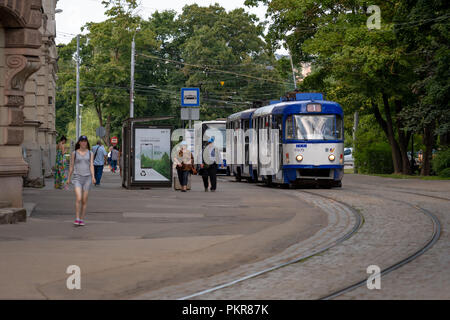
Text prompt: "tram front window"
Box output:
[[292, 115, 343, 140]]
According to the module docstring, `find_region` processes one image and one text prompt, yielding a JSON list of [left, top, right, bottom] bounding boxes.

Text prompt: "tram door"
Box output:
[[243, 119, 250, 176], [273, 115, 283, 181], [251, 117, 259, 177]]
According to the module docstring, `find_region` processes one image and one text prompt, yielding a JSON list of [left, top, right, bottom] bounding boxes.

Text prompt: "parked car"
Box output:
[[344, 147, 354, 167]]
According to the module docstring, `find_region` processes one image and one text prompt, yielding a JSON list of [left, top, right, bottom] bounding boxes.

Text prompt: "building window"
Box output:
[[48, 96, 53, 105]]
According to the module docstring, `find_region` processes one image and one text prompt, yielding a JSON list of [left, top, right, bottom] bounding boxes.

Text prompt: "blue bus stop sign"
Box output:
[[181, 88, 200, 107]]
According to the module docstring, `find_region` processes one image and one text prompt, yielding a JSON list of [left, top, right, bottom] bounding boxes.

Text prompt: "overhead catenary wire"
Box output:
[[137, 53, 293, 86]]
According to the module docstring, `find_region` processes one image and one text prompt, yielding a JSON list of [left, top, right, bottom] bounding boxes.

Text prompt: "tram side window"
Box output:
[[336, 115, 343, 140], [286, 115, 294, 139]]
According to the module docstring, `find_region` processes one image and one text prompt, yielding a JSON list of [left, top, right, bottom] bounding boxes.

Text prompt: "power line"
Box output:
[[137, 53, 293, 86]]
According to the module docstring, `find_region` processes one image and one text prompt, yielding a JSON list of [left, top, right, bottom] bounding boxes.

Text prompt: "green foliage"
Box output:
[[141, 152, 171, 179], [354, 142, 394, 175], [354, 115, 394, 174], [66, 106, 100, 146], [396, 0, 450, 137], [56, 2, 290, 142], [438, 168, 450, 178], [246, 0, 450, 175], [432, 148, 450, 176]]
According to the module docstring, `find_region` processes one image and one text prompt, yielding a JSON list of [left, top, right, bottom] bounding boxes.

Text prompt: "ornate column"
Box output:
[[0, 0, 43, 208]]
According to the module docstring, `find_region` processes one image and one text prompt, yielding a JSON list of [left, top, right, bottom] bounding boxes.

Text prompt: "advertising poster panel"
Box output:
[[134, 128, 171, 182]]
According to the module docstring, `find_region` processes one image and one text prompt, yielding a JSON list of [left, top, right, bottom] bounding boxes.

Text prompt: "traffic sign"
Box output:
[[181, 107, 199, 120], [96, 126, 106, 137], [181, 88, 200, 107], [110, 136, 118, 145]]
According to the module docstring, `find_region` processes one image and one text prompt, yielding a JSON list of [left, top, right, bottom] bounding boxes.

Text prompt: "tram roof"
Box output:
[[252, 100, 343, 117], [202, 120, 226, 124], [227, 108, 256, 122]]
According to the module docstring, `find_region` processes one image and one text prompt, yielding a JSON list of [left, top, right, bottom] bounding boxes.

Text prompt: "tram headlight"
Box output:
[[328, 154, 336, 161], [296, 155, 303, 162]]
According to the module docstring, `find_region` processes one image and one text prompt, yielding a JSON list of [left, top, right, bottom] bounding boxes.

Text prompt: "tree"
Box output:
[[395, 0, 450, 175], [56, 2, 293, 143], [247, 0, 449, 175], [177, 4, 288, 118]]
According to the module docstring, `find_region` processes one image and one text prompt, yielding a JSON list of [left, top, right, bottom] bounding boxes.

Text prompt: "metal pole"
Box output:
[[410, 134, 415, 173], [130, 34, 135, 118], [287, 44, 297, 90], [76, 34, 80, 139], [353, 111, 359, 173], [189, 108, 192, 129]]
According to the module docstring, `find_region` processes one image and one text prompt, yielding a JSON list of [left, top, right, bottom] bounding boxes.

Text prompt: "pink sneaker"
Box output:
[[73, 219, 80, 226], [78, 220, 85, 226]]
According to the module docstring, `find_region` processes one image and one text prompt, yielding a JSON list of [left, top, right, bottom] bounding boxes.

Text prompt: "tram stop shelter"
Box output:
[[122, 117, 174, 189]]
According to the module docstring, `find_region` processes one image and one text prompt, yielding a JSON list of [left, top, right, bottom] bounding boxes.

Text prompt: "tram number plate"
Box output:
[[296, 144, 307, 148]]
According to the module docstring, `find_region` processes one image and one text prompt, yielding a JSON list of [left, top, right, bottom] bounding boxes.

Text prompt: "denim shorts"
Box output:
[[72, 174, 92, 191]]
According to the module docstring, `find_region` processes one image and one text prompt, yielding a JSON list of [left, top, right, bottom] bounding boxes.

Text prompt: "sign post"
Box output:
[[111, 136, 118, 146], [181, 88, 200, 128]]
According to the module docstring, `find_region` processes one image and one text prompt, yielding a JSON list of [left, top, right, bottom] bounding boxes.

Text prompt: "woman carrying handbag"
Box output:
[[173, 141, 194, 192]]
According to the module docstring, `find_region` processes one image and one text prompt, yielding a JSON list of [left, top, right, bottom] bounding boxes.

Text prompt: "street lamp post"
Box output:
[[130, 33, 135, 118], [287, 43, 297, 90], [76, 34, 80, 139], [129, 27, 141, 119], [79, 104, 83, 135]]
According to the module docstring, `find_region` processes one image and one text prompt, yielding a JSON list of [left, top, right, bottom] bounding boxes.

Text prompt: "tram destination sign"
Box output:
[[181, 88, 200, 107]]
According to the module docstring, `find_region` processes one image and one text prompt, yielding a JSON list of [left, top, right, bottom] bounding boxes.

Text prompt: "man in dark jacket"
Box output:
[[200, 137, 222, 192]]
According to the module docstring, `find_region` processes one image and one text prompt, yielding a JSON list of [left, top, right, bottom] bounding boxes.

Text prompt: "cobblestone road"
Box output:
[[1, 173, 448, 299]]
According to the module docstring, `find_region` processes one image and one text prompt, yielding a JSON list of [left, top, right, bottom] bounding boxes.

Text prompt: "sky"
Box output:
[[55, 0, 273, 45]]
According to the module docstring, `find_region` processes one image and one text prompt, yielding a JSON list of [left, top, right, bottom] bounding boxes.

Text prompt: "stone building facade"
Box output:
[[0, 0, 57, 211], [23, 0, 58, 187]]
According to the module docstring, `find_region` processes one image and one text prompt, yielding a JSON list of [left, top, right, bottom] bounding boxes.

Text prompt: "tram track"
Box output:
[[178, 180, 442, 300], [178, 189, 364, 300], [342, 183, 450, 202], [313, 187, 442, 299]]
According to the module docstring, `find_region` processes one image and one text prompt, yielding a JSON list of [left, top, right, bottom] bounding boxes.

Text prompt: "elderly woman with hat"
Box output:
[[173, 141, 194, 192]]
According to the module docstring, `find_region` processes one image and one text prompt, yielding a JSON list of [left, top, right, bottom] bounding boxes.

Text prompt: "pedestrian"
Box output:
[[54, 135, 68, 190], [107, 146, 112, 168], [111, 146, 119, 173], [67, 135, 96, 226], [173, 141, 195, 192], [92, 140, 108, 186], [201, 137, 221, 192]]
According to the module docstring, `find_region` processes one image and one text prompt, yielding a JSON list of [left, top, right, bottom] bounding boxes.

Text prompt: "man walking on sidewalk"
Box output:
[[201, 137, 222, 192], [92, 140, 108, 186]]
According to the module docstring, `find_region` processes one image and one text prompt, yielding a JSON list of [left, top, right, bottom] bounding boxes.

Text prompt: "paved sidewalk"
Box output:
[[0, 171, 327, 299]]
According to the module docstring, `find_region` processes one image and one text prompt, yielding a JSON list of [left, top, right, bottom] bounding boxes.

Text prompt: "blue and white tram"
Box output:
[[226, 109, 258, 182], [252, 93, 344, 187]]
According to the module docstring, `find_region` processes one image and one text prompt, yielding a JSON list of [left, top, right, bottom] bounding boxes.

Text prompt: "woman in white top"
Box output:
[[68, 136, 96, 226]]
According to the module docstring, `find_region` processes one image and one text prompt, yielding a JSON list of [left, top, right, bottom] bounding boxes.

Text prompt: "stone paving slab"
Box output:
[[0, 172, 327, 299]]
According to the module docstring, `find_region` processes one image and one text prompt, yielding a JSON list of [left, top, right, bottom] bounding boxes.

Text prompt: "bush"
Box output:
[[438, 167, 450, 177], [354, 141, 394, 174], [432, 148, 450, 176]]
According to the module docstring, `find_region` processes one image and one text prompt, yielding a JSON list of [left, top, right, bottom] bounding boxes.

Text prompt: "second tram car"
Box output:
[[227, 93, 344, 187], [226, 109, 257, 182]]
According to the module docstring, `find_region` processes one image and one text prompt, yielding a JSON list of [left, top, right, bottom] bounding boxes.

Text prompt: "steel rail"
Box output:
[[178, 190, 363, 300], [319, 191, 442, 300]]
